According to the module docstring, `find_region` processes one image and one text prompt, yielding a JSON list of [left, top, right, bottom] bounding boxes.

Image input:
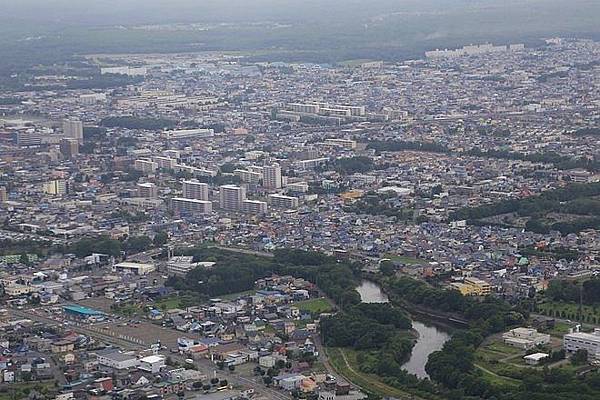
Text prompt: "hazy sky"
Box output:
[[0, 0, 598, 62], [0, 1, 542, 25]]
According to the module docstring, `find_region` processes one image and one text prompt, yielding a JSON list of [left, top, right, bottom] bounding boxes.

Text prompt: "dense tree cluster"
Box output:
[[0, 239, 52, 256], [467, 147, 600, 172], [571, 127, 600, 137], [0, 97, 22, 105], [322, 306, 415, 381], [321, 303, 411, 350], [333, 156, 376, 174], [100, 116, 176, 130], [450, 182, 600, 234], [545, 278, 600, 305], [344, 192, 414, 220], [383, 276, 600, 400], [66, 235, 156, 258], [68, 237, 122, 258], [166, 248, 362, 306], [519, 245, 580, 261], [367, 140, 450, 154]]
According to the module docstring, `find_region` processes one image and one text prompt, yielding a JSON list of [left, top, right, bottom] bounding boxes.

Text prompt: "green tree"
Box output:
[[571, 349, 589, 365], [153, 231, 168, 247]]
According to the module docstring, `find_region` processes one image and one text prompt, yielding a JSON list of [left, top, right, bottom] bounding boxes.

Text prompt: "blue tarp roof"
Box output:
[[63, 305, 104, 316]]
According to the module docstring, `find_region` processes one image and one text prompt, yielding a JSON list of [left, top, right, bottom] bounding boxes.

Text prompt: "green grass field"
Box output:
[[474, 339, 527, 387], [543, 321, 572, 337], [113, 303, 143, 316], [154, 296, 184, 310], [326, 347, 423, 399], [383, 254, 427, 265], [295, 298, 334, 314], [220, 290, 256, 301]]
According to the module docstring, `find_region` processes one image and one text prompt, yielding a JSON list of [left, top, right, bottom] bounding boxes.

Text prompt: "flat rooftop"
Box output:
[[63, 305, 104, 316]]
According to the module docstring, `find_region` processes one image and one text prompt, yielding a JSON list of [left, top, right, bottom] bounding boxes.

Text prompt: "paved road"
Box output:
[[170, 354, 291, 400], [531, 313, 599, 328]]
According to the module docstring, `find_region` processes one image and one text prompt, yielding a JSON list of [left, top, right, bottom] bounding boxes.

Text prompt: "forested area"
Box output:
[[380, 276, 600, 400], [321, 303, 415, 378], [165, 247, 363, 306], [100, 116, 176, 130], [466, 148, 600, 172], [333, 156, 376, 174], [367, 140, 451, 154], [66, 234, 161, 258], [545, 278, 600, 305], [343, 192, 415, 220], [450, 182, 600, 234], [570, 127, 600, 136]]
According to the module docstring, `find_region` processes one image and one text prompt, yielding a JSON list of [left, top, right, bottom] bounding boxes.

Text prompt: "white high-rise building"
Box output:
[[234, 169, 262, 184], [63, 119, 83, 142], [171, 198, 212, 215], [134, 159, 158, 174], [242, 200, 268, 214], [219, 185, 246, 211], [43, 180, 69, 196], [269, 194, 299, 209], [263, 164, 282, 189], [182, 180, 209, 201]]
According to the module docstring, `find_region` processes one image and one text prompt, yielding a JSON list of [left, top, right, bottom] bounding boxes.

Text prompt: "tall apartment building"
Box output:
[[134, 159, 158, 174], [153, 156, 177, 170], [164, 150, 181, 160], [269, 194, 299, 209], [296, 158, 329, 170], [219, 185, 246, 211], [14, 131, 43, 147], [60, 138, 79, 159], [324, 138, 357, 150], [43, 180, 69, 196], [63, 119, 83, 142], [263, 164, 282, 189], [182, 180, 209, 201], [137, 183, 158, 198], [171, 198, 212, 215], [234, 169, 262, 184], [241, 200, 268, 214], [286, 182, 309, 193], [0, 187, 7, 203]]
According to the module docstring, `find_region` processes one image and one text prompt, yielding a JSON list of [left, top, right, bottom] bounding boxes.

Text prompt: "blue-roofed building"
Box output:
[[62, 305, 104, 320]]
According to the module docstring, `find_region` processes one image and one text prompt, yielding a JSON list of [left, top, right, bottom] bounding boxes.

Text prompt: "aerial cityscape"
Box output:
[[2, 1, 600, 400]]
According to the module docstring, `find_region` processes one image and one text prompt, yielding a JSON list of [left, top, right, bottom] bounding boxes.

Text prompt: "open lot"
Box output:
[[383, 254, 428, 265], [92, 319, 187, 349], [294, 298, 333, 314]]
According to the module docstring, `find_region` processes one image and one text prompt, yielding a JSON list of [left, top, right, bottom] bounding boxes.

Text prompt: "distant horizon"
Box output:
[[0, 0, 599, 73]]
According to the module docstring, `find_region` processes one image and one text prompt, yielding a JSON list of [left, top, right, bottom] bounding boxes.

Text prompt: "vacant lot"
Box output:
[[295, 298, 333, 314]]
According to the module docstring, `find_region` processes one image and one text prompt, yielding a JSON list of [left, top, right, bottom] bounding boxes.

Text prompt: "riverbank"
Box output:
[[326, 347, 423, 400], [355, 280, 452, 378], [366, 274, 469, 327]]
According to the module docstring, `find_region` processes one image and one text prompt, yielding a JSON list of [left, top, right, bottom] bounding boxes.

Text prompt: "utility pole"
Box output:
[[579, 280, 584, 325]]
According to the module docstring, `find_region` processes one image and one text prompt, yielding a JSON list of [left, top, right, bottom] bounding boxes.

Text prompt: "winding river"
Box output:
[[355, 280, 450, 379]]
